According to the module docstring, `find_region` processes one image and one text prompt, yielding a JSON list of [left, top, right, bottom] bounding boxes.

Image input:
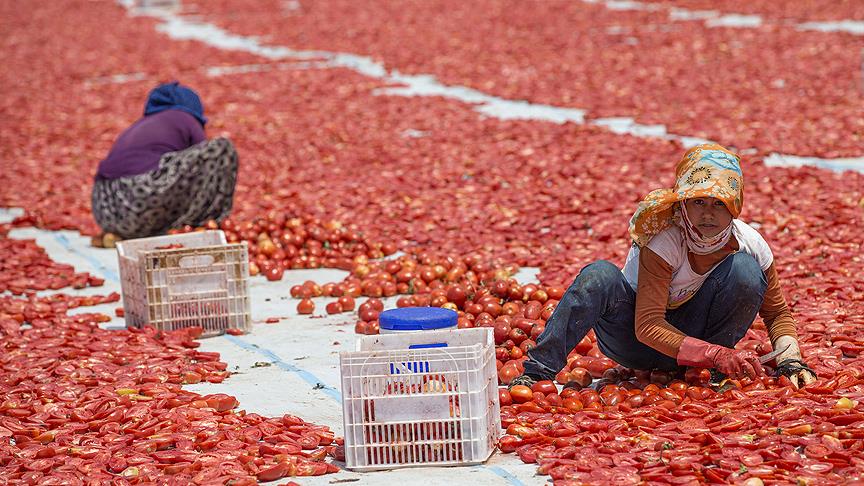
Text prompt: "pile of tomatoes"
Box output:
[[170, 214, 397, 282]]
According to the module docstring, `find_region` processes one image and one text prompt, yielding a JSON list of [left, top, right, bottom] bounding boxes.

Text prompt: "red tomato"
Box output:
[[297, 298, 315, 315], [684, 368, 711, 385], [498, 364, 520, 385], [493, 321, 512, 344], [264, 266, 284, 281], [523, 302, 542, 320], [555, 370, 572, 385], [354, 320, 369, 334], [658, 388, 682, 403], [358, 307, 379, 322], [529, 289, 548, 303], [289, 285, 303, 298], [586, 357, 616, 378], [562, 397, 583, 411], [574, 336, 594, 354], [257, 462, 290, 481], [325, 301, 343, 314], [508, 327, 528, 345], [337, 295, 355, 311], [202, 393, 239, 412], [509, 385, 533, 404], [625, 394, 645, 409], [498, 388, 512, 406], [531, 380, 558, 395], [546, 286, 565, 300], [579, 389, 601, 404], [445, 285, 467, 308]]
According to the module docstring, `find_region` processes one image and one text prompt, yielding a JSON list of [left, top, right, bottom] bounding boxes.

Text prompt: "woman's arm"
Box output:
[[760, 263, 816, 386], [634, 247, 686, 357], [189, 119, 206, 146], [759, 263, 797, 343]]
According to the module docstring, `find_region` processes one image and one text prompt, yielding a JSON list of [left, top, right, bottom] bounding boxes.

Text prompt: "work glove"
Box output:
[[771, 335, 817, 388], [676, 337, 764, 380]]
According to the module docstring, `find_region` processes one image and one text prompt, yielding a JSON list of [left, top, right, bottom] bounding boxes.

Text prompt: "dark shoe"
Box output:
[[508, 374, 538, 390], [709, 368, 727, 384]]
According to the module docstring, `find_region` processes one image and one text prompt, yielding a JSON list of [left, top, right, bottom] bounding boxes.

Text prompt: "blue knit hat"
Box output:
[[143, 81, 207, 125]]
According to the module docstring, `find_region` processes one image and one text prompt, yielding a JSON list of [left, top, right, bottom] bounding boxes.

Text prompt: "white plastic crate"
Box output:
[[340, 327, 500, 471], [116, 231, 251, 338]]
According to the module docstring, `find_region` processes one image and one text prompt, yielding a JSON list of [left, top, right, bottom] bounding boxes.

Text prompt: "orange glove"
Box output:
[[677, 337, 764, 379]]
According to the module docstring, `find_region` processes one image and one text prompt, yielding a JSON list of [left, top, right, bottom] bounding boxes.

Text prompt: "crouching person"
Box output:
[[91, 81, 238, 245], [513, 144, 816, 389]]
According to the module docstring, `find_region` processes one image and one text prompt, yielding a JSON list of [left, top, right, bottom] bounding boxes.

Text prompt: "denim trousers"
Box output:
[[524, 252, 768, 379]]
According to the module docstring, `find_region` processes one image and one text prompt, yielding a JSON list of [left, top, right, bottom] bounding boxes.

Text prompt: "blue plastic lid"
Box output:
[[378, 307, 458, 331]]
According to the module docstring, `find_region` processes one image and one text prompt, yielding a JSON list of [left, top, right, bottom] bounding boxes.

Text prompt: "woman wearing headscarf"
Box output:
[[512, 143, 816, 389], [91, 81, 238, 245]]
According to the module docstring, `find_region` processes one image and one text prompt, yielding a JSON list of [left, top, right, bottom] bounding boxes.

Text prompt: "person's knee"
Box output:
[[727, 253, 767, 296], [579, 260, 620, 284], [211, 137, 236, 152], [563, 260, 621, 297]]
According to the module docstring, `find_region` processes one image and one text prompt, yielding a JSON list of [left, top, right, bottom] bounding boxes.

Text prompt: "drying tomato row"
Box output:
[[640, 0, 864, 22], [187, 0, 864, 157], [0, 238, 105, 295], [0, 236, 339, 484], [497, 371, 864, 484]]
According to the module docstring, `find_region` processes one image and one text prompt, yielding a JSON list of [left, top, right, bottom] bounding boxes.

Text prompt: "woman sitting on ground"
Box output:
[[512, 143, 815, 389], [91, 81, 238, 246]]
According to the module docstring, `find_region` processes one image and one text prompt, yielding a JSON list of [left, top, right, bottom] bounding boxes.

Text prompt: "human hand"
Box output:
[[707, 346, 764, 380], [677, 337, 765, 380], [771, 336, 817, 388], [791, 368, 817, 388]]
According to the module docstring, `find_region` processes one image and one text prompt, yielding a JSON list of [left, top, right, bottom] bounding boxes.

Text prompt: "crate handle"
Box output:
[[408, 343, 448, 349], [178, 255, 215, 268]]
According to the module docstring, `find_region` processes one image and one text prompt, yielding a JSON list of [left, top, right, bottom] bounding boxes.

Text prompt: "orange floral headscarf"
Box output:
[[629, 143, 743, 247]]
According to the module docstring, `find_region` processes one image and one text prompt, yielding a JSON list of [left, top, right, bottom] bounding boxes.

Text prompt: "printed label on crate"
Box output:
[[372, 395, 452, 422], [169, 272, 226, 294]]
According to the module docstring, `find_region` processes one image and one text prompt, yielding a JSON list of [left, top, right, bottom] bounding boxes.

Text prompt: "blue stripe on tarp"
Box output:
[[223, 334, 342, 402], [481, 465, 526, 486], [53, 233, 121, 282]]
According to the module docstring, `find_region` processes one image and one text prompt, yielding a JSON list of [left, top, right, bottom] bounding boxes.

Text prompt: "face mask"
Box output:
[[677, 203, 733, 255]]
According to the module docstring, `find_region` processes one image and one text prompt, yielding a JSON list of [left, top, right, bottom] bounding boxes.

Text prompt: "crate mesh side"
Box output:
[[117, 233, 249, 337], [341, 344, 497, 470], [118, 253, 148, 329]]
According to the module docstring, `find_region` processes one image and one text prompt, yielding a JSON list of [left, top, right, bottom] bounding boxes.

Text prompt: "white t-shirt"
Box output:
[[622, 220, 774, 309]]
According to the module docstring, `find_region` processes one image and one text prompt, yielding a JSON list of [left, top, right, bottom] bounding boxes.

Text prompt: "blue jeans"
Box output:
[[524, 253, 768, 379]]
